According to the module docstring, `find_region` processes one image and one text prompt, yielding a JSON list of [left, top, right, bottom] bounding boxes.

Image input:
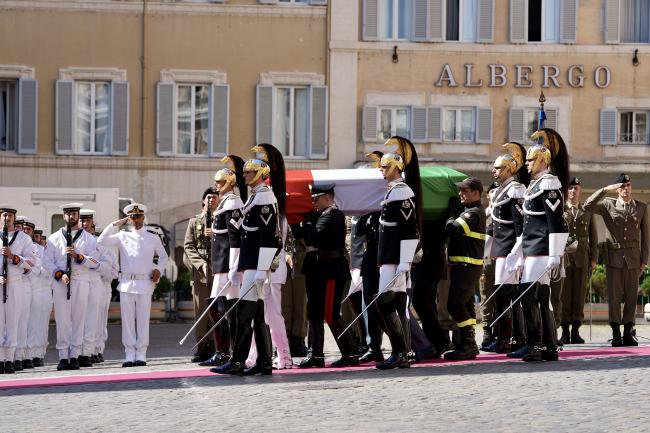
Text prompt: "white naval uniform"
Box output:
[[96, 246, 118, 355], [84, 242, 116, 357], [27, 242, 53, 360], [98, 225, 168, 362], [15, 242, 39, 361], [1, 230, 35, 363], [44, 228, 99, 360]]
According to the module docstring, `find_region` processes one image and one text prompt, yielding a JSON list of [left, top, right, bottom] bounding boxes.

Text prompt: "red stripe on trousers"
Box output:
[[324, 279, 335, 324]]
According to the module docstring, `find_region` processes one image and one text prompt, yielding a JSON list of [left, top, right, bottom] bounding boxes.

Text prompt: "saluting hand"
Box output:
[[603, 183, 623, 193], [112, 217, 130, 227]]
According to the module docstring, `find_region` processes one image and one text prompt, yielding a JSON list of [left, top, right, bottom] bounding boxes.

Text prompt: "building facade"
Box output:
[[2, 0, 650, 244]]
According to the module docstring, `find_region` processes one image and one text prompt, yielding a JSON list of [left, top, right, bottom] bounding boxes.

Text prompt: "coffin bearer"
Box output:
[[98, 203, 168, 367], [184, 188, 219, 363], [557, 177, 598, 344], [0, 206, 35, 374], [44, 203, 100, 371], [443, 178, 486, 360], [584, 174, 649, 346]]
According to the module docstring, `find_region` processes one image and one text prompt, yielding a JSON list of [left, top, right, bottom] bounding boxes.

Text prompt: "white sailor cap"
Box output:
[[15, 215, 27, 224], [80, 208, 96, 219], [0, 205, 17, 215], [60, 203, 84, 212], [22, 217, 36, 229], [34, 226, 44, 234], [124, 203, 147, 216]]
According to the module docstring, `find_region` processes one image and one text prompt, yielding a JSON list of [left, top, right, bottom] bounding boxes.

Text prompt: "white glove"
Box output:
[[546, 256, 561, 272], [228, 268, 241, 285], [396, 262, 411, 274], [254, 270, 267, 285], [505, 252, 523, 274]]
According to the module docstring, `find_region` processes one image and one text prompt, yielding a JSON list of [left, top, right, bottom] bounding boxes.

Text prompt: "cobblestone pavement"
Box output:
[[2, 322, 649, 433]]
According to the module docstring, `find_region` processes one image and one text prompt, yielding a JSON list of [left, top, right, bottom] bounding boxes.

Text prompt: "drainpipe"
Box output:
[[140, 0, 148, 158]]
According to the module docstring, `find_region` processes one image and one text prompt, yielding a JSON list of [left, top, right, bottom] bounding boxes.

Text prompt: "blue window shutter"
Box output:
[[55, 80, 74, 154], [156, 82, 175, 156], [17, 78, 38, 154], [210, 83, 229, 156], [111, 80, 129, 156]]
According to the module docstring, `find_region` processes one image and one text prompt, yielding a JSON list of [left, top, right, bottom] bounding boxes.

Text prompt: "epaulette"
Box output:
[[537, 174, 562, 191], [251, 189, 277, 206], [217, 194, 245, 214], [384, 183, 414, 203], [508, 183, 526, 199]]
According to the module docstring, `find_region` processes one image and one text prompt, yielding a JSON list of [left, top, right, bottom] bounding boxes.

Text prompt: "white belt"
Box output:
[[213, 228, 228, 234], [306, 247, 319, 253], [119, 273, 150, 281], [379, 218, 397, 227], [242, 224, 258, 232]]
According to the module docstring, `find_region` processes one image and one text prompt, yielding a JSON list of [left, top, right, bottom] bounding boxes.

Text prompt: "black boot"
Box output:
[[32, 357, 44, 367], [69, 357, 80, 370], [97, 353, 104, 363], [610, 322, 623, 347], [13, 360, 23, 371], [4, 360, 15, 374], [359, 347, 384, 363], [522, 344, 546, 362], [78, 356, 93, 367], [571, 321, 585, 344], [480, 326, 495, 351], [444, 326, 479, 360], [299, 320, 325, 368], [211, 360, 245, 375], [289, 335, 308, 357], [328, 316, 360, 367], [243, 300, 273, 376], [0, 362, 4, 374], [199, 352, 230, 367], [559, 323, 571, 345], [623, 323, 638, 347], [376, 352, 410, 369], [22, 358, 34, 369]]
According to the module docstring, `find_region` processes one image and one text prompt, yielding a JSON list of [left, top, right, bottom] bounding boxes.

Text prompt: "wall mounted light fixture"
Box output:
[[633, 49, 639, 66], [392, 46, 399, 63]]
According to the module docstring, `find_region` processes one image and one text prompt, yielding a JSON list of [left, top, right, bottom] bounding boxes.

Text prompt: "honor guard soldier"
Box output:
[[346, 215, 368, 355], [201, 155, 246, 367], [98, 203, 168, 367], [27, 226, 52, 367], [184, 188, 219, 363], [375, 137, 421, 369], [0, 207, 35, 374], [94, 225, 118, 363], [506, 128, 570, 362], [443, 178, 486, 360], [558, 177, 598, 344], [212, 158, 277, 376], [584, 173, 649, 346], [15, 217, 40, 370], [299, 184, 358, 368], [484, 143, 529, 354], [44, 203, 100, 371]]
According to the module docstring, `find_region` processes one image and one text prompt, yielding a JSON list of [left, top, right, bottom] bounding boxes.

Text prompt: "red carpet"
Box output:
[[1, 346, 649, 391]]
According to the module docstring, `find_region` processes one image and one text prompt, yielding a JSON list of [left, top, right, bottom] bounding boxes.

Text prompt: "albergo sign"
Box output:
[[434, 64, 611, 89]]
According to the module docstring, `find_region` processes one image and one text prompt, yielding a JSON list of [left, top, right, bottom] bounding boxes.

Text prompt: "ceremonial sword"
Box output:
[[179, 280, 231, 345], [479, 267, 520, 308], [489, 267, 551, 328]]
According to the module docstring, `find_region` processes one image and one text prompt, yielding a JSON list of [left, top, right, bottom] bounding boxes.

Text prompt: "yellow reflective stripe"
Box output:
[[465, 231, 486, 240], [456, 318, 477, 328], [449, 256, 484, 266], [455, 217, 470, 235]]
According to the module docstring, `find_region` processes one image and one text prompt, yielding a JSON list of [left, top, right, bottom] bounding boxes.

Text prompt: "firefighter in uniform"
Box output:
[[506, 128, 569, 362], [375, 137, 421, 370], [299, 184, 358, 368], [184, 188, 219, 362], [584, 173, 649, 346], [201, 155, 246, 367], [484, 143, 529, 354], [443, 178, 486, 360], [212, 158, 276, 376], [558, 177, 598, 344]]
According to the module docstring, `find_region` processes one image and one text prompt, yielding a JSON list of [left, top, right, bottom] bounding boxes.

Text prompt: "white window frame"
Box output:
[[377, 106, 411, 141], [378, 0, 412, 41], [618, 109, 649, 144], [527, 0, 560, 43], [74, 81, 111, 155], [175, 83, 210, 157], [0, 80, 17, 152], [279, 0, 309, 4], [442, 107, 475, 143], [445, 0, 479, 42], [274, 85, 311, 158]]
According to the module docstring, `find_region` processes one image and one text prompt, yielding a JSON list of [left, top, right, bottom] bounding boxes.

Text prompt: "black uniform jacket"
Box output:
[[358, 212, 380, 280], [378, 180, 419, 265], [445, 201, 486, 266], [522, 172, 567, 257], [238, 184, 278, 271], [211, 192, 244, 274], [303, 206, 350, 280], [489, 177, 525, 258]]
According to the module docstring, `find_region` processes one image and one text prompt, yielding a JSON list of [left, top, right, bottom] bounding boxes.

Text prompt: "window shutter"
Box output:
[[309, 85, 328, 158], [412, 0, 429, 41], [410, 106, 428, 143], [477, 0, 494, 43], [427, 106, 442, 142], [309, 0, 328, 5], [156, 82, 175, 156], [559, 0, 577, 43], [510, 0, 526, 43], [111, 81, 129, 156], [210, 84, 229, 156], [604, 0, 620, 44], [362, 105, 378, 142], [476, 107, 492, 144], [508, 107, 525, 142], [55, 80, 74, 154], [363, 0, 379, 41], [256, 85, 274, 145], [429, 0, 444, 41], [258, 0, 278, 4], [545, 108, 558, 131], [600, 109, 617, 145], [7, 82, 18, 150], [17, 78, 38, 154]]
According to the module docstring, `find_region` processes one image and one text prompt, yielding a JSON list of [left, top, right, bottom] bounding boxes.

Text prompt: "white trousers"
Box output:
[[27, 283, 53, 359], [494, 257, 519, 285], [211, 273, 240, 300], [82, 279, 104, 356], [239, 270, 264, 302], [522, 256, 551, 285], [120, 291, 151, 362], [53, 279, 90, 360], [379, 264, 407, 293], [15, 279, 33, 360], [246, 281, 291, 366], [96, 282, 112, 354], [347, 268, 363, 296], [0, 278, 24, 362]]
